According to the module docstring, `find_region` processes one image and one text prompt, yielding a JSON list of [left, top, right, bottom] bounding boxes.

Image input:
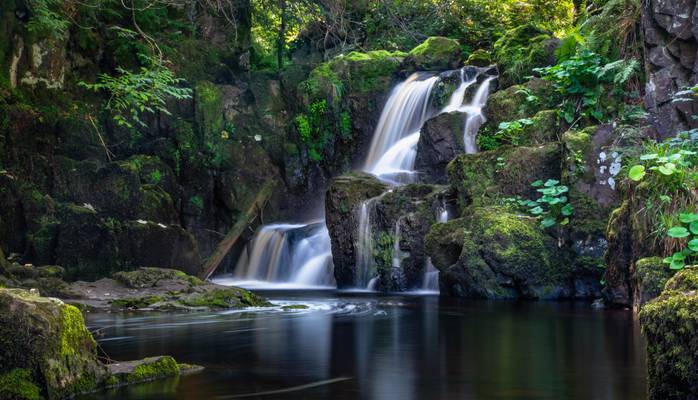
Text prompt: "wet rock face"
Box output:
[[325, 173, 389, 287], [415, 112, 466, 183], [642, 0, 698, 138], [640, 267, 698, 400]]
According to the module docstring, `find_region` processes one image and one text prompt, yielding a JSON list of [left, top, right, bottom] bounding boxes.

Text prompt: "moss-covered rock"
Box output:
[[465, 49, 493, 67], [481, 78, 560, 133], [447, 144, 561, 212], [325, 173, 389, 287], [0, 368, 42, 400], [69, 267, 270, 311], [415, 112, 466, 184], [0, 288, 106, 399], [633, 257, 673, 312], [640, 267, 698, 400], [404, 37, 463, 71], [493, 24, 559, 87], [426, 207, 578, 299]]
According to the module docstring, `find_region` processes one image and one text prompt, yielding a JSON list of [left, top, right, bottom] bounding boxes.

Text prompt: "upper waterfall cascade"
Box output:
[[224, 67, 496, 290]]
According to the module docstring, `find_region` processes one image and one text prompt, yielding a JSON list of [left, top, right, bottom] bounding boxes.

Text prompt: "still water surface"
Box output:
[[78, 291, 647, 400]]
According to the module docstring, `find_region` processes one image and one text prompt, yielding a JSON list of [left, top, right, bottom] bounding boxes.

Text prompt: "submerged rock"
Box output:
[[68, 267, 270, 311], [640, 267, 698, 400], [105, 356, 202, 387]]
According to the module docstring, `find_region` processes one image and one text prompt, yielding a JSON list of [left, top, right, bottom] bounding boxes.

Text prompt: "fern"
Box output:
[[26, 0, 70, 40], [80, 59, 192, 129]]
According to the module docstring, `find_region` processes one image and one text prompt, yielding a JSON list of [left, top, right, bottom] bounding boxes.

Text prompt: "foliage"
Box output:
[[534, 51, 639, 125], [506, 179, 574, 228], [491, 118, 534, 147], [26, 0, 71, 39], [663, 212, 698, 270], [80, 58, 192, 129], [627, 133, 698, 193]]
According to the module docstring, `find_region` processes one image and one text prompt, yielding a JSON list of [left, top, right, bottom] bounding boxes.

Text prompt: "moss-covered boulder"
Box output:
[[447, 144, 561, 212], [425, 207, 582, 299], [493, 24, 559, 87], [0, 288, 107, 399], [105, 356, 200, 387], [481, 78, 560, 133], [404, 37, 463, 71], [633, 257, 673, 312], [325, 173, 389, 287], [465, 49, 493, 67], [640, 267, 698, 400], [69, 267, 270, 311]]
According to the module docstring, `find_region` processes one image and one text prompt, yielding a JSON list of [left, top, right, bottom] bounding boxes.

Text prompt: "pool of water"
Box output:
[[78, 291, 647, 400]]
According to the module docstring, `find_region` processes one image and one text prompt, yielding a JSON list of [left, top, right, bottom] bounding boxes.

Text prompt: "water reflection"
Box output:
[[80, 293, 646, 400]]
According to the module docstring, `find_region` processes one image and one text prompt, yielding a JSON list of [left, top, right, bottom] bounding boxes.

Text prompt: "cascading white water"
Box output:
[[218, 222, 335, 288], [461, 77, 494, 154], [421, 258, 440, 293], [226, 67, 494, 290], [364, 73, 440, 185]]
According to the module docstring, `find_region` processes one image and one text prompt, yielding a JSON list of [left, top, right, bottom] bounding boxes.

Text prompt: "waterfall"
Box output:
[[421, 258, 440, 293], [225, 66, 495, 291], [461, 77, 494, 154], [364, 73, 440, 185], [219, 222, 335, 288]]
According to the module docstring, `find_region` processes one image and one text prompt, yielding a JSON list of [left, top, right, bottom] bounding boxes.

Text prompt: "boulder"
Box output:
[[481, 78, 560, 133], [0, 288, 106, 399], [425, 207, 583, 299], [633, 257, 673, 312], [447, 143, 561, 211], [640, 267, 698, 400], [415, 112, 466, 183], [68, 267, 270, 311], [403, 37, 463, 71], [465, 49, 493, 67], [325, 173, 389, 287]]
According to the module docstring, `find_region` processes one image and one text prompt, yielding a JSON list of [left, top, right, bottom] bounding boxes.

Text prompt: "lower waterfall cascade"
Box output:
[[225, 66, 496, 290]]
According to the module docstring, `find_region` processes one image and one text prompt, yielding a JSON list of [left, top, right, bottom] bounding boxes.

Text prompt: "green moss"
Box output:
[[640, 286, 698, 399], [60, 305, 96, 359], [465, 49, 493, 67], [494, 24, 556, 86], [195, 81, 224, 140], [111, 295, 166, 309], [664, 267, 698, 293], [281, 304, 309, 310], [126, 356, 180, 384], [407, 36, 461, 70], [0, 368, 42, 400], [180, 287, 269, 309]]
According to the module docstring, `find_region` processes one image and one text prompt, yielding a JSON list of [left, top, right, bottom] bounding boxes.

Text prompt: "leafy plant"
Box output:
[[493, 118, 534, 146], [80, 59, 192, 129], [506, 179, 574, 228], [26, 0, 70, 39], [534, 51, 639, 125], [627, 139, 697, 192], [663, 212, 698, 270]]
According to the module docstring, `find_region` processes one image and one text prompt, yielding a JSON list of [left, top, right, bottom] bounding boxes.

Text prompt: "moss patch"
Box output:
[[407, 36, 462, 70], [126, 356, 180, 384], [0, 368, 42, 400]]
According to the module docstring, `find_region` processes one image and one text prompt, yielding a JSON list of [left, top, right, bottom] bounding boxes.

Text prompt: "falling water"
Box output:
[[461, 77, 494, 154], [364, 73, 440, 185], [441, 69, 477, 114], [222, 222, 335, 288], [421, 258, 440, 293]]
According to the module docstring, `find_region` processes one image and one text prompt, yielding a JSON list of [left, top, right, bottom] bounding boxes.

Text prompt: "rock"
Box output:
[[481, 78, 560, 133], [0, 288, 107, 399], [642, 0, 698, 138], [426, 207, 578, 299], [493, 24, 559, 87], [640, 267, 698, 400], [633, 257, 673, 312], [465, 49, 493, 67], [68, 267, 270, 311], [105, 356, 198, 387], [415, 112, 466, 183], [447, 144, 561, 211], [403, 37, 463, 71], [325, 173, 389, 287]]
